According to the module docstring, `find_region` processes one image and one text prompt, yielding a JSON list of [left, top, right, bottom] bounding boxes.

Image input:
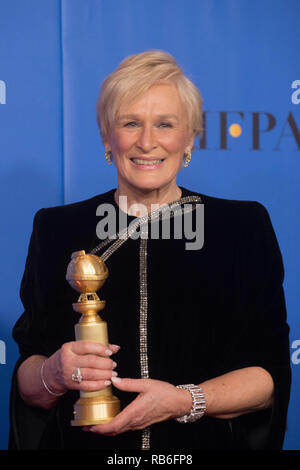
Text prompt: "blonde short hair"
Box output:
[[96, 50, 203, 144]]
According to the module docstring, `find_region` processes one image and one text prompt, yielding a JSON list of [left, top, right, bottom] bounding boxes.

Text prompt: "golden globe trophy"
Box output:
[[66, 250, 120, 426]]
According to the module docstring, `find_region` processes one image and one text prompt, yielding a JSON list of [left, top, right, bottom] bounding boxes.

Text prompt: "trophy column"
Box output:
[[66, 250, 120, 426]]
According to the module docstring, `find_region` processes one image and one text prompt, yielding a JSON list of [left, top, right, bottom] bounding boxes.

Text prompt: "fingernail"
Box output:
[[111, 376, 121, 383], [104, 380, 111, 386], [112, 361, 117, 368], [112, 370, 118, 377], [105, 349, 113, 356], [112, 344, 121, 350]]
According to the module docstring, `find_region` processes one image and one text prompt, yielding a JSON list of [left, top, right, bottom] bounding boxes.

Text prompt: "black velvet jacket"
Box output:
[[9, 187, 291, 450]]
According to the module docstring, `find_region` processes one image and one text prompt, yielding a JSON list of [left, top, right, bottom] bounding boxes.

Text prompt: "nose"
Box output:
[[136, 124, 157, 153]]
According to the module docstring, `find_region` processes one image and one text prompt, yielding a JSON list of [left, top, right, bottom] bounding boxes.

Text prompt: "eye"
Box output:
[[124, 121, 139, 128], [157, 122, 173, 128]]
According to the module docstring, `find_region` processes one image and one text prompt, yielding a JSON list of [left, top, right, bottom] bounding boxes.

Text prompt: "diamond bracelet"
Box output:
[[175, 384, 206, 423]]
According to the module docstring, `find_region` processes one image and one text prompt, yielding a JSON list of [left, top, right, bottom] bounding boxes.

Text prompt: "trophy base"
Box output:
[[71, 395, 121, 426]]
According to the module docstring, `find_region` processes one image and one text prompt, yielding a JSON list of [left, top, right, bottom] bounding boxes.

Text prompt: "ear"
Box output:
[[185, 133, 195, 155], [184, 146, 192, 156], [103, 143, 112, 153]]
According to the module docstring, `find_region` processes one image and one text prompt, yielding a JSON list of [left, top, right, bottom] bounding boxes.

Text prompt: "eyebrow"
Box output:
[[117, 113, 180, 122]]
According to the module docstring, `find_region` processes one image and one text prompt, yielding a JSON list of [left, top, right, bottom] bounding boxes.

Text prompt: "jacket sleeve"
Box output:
[[220, 202, 291, 449], [9, 209, 53, 449], [12, 209, 50, 359]]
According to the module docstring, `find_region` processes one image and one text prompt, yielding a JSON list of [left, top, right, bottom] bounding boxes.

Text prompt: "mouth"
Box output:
[[130, 157, 165, 168]]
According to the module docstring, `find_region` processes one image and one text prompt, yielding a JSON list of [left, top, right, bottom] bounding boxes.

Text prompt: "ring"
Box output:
[[71, 368, 83, 384]]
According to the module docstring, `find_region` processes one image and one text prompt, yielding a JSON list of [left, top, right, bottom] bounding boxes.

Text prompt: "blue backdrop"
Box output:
[[0, 0, 299, 449]]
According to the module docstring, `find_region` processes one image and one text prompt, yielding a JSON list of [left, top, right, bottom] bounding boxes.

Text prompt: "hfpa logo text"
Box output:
[[0, 80, 6, 104], [200, 111, 300, 151]]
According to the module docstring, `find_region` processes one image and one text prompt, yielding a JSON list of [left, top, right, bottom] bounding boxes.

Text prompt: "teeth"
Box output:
[[132, 159, 163, 165]]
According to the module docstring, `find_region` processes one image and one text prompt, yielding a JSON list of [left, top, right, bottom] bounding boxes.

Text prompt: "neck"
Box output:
[[114, 182, 182, 217]]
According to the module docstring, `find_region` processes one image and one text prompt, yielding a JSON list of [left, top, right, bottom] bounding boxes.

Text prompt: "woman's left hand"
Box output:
[[83, 377, 192, 435]]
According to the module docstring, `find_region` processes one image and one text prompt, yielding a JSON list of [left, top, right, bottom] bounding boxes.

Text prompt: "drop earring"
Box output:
[[183, 151, 191, 167], [105, 149, 112, 165]]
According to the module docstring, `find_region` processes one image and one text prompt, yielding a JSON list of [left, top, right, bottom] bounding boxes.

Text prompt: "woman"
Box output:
[[10, 51, 291, 450]]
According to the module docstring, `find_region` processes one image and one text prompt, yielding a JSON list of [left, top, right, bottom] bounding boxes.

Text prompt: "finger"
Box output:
[[110, 377, 148, 393], [89, 408, 133, 435], [76, 379, 113, 392], [108, 343, 121, 354], [89, 396, 144, 435], [78, 354, 117, 371], [69, 340, 114, 357], [68, 366, 118, 390], [82, 426, 92, 432], [63, 361, 114, 390], [79, 367, 118, 382], [66, 367, 114, 391]]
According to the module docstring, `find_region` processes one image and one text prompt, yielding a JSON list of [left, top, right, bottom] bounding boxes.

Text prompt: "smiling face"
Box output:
[[104, 83, 194, 195]]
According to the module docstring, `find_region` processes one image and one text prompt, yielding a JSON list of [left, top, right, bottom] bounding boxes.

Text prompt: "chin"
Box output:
[[134, 186, 161, 194], [133, 182, 168, 193], [131, 175, 174, 192]]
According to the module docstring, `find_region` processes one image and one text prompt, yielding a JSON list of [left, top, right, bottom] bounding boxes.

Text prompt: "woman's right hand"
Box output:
[[42, 341, 119, 394]]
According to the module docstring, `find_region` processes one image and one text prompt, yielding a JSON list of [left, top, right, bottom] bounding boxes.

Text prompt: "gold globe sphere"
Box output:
[[66, 250, 108, 294]]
